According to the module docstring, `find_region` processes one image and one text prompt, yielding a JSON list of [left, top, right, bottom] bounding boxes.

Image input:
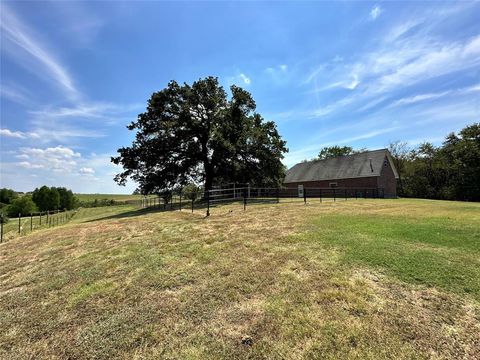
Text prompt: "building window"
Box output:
[[329, 182, 338, 188]]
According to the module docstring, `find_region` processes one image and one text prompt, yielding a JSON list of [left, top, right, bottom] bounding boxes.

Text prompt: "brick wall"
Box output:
[[284, 168, 397, 198], [284, 176, 378, 189], [377, 156, 397, 198]]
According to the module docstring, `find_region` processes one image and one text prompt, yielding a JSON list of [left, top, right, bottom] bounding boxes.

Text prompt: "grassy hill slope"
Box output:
[[1, 199, 479, 359]]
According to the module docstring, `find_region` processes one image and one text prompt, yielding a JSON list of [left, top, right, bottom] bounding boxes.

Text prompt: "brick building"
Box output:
[[284, 149, 399, 198]]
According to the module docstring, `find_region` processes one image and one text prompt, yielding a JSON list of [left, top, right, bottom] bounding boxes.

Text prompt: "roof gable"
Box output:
[[285, 149, 399, 183]]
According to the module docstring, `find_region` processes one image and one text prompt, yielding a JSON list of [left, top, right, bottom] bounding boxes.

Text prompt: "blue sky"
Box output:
[[1, 1, 479, 193]]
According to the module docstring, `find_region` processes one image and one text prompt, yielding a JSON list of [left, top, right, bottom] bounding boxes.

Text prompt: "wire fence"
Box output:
[[0, 209, 77, 243], [0, 186, 385, 243], [140, 186, 385, 217]]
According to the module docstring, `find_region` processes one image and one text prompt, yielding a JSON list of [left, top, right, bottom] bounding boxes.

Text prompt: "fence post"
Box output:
[[191, 198, 194, 213], [333, 189, 336, 202], [276, 188, 280, 204], [304, 188, 307, 205], [30, 213, 33, 232], [243, 189, 247, 211], [206, 190, 210, 217], [40, 212, 42, 225], [18, 213, 21, 234]]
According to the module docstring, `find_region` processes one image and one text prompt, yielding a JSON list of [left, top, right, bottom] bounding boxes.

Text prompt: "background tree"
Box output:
[[387, 141, 411, 195], [32, 186, 60, 211], [397, 123, 479, 201], [440, 124, 480, 201], [112, 77, 288, 193], [0, 188, 18, 205], [317, 146, 354, 160], [6, 196, 37, 217], [316, 146, 367, 160], [54, 187, 77, 210]]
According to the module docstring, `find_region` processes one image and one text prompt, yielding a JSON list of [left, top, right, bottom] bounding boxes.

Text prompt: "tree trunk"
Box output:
[[204, 162, 214, 191]]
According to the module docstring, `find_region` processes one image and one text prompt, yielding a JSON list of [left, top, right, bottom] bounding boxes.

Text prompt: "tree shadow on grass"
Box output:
[[84, 204, 209, 223]]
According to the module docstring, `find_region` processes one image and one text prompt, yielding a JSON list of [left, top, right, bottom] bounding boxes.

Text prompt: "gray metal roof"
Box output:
[[285, 149, 399, 183]]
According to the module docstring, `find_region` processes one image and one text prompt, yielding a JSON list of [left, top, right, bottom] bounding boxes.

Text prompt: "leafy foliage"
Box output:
[[112, 77, 288, 194], [317, 146, 356, 159], [0, 188, 18, 205], [31, 186, 78, 211], [32, 186, 60, 211], [390, 123, 480, 201], [6, 196, 37, 217], [301, 146, 368, 162], [54, 187, 77, 210], [182, 183, 201, 200]]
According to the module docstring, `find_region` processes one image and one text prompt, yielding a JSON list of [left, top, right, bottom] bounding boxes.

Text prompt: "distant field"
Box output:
[[1, 199, 479, 359], [74, 193, 148, 202]]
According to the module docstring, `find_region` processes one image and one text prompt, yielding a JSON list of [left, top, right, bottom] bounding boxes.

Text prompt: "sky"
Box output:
[[1, 1, 479, 193]]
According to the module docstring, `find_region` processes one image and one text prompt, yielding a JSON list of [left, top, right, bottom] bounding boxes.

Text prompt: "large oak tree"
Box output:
[[112, 77, 288, 194]]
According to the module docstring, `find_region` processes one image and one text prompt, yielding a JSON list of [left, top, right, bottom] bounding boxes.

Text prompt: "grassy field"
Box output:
[[1, 210, 76, 241], [0, 199, 479, 359]]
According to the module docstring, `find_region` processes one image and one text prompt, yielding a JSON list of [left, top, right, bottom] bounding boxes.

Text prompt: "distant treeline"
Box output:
[[0, 186, 77, 220], [0, 188, 138, 221], [388, 123, 479, 201]]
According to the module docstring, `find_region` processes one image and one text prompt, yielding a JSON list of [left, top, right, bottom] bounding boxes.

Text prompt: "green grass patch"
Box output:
[[301, 210, 480, 300]]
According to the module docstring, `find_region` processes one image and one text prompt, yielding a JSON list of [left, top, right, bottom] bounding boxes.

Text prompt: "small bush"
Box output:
[[182, 184, 201, 200]]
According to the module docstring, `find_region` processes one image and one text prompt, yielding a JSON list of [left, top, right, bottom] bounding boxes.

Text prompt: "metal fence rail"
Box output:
[[140, 186, 385, 217], [0, 186, 386, 243]]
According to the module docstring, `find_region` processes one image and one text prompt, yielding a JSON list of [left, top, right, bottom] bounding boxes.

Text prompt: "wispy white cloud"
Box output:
[[49, 1, 103, 47], [0, 128, 39, 140], [305, 15, 480, 119], [239, 73, 251, 85], [0, 83, 33, 106], [79, 167, 95, 175], [266, 64, 288, 74], [0, 4, 79, 98], [369, 5, 383, 21], [1, 129, 26, 139], [226, 73, 252, 87], [0, 5, 141, 146], [390, 84, 480, 107], [284, 120, 400, 166], [29, 102, 143, 120]]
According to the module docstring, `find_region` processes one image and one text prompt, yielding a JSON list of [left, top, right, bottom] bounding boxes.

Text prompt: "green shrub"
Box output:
[[6, 196, 38, 217]]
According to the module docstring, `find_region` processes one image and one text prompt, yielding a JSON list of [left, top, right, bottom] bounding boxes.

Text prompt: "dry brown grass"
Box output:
[[0, 199, 479, 359]]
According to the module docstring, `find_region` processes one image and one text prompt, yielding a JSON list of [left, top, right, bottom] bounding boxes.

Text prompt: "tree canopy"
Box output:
[[112, 77, 288, 193], [31, 186, 77, 211], [0, 188, 18, 205], [6, 196, 37, 217], [317, 146, 367, 160], [55, 187, 77, 210], [32, 186, 60, 211], [389, 123, 480, 201]]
